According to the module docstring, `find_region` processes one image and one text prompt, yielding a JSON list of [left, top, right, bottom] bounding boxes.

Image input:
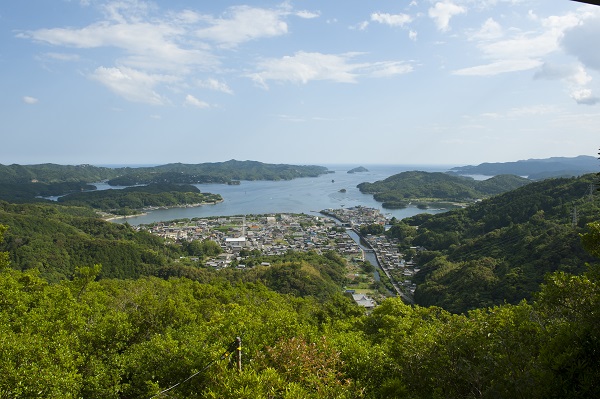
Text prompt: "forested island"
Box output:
[[357, 171, 531, 208], [0, 160, 331, 185], [58, 183, 223, 216], [347, 166, 368, 174]]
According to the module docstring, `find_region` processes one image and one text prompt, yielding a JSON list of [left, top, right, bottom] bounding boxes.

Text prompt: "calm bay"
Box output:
[[111, 164, 456, 225]]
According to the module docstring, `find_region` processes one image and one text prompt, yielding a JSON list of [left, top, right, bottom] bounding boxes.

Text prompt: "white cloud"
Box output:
[[184, 94, 210, 108], [90, 66, 177, 104], [561, 12, 600, 71], [454, 10, 583, 77], [197, 78, 233, 94], [371, 12, 412, 27], [471, 18, 503, 41], [20, 20, 217, 74], [428, 1, 466, 32], [409, 30, 418, 41], [571, 89, 599, 105], [250, 52, 358, 87], [248, 52, 412, 88], [453, 59, 543, 76], [353, 21, 370, 31], [23, 96, 39, 104], [295, 10, 320, 19], [534, 63, 591, 86], [194, 6, 288, 47]]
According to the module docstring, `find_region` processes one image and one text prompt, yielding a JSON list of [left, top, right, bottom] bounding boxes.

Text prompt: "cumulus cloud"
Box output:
[[534, 62, 591, 86], [428, 1, 466, 32], [571, 89, 599, 105], [471, 18, 503, 41], [454, 10, 582, 77], [561, 12, 600, 71], [248, 51, 412, 88], [197, 78, 233, 94], [409, 30, 418, 41], [17, 1, 318, 103], [23, 96, 39, 104], [90, 66, 177, 105], [371, 12, 412, 27], [194, 5, 289, 47], [184, 94, 210, 108]]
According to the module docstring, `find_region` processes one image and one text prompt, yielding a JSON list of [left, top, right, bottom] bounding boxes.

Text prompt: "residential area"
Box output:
[[135, 206, 419, 308]]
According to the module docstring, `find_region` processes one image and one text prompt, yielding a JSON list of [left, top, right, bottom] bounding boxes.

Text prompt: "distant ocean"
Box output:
[[110, 164, 462, 226]]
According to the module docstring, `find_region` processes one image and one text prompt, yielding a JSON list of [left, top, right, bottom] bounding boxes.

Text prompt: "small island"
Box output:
[[339, 188, 347, 193], [347, 166, 369, 174]]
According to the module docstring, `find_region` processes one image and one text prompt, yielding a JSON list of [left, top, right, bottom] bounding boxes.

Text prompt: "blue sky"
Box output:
[[1, 0, 599, 166]]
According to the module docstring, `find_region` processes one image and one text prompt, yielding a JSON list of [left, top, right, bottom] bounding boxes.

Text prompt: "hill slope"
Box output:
[[389, 173, 599, 312], [357, 171, 531, 208]]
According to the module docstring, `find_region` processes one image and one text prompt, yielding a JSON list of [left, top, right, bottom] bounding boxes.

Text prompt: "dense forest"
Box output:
[[0, 161, 331, 186], [57, 183, 223, 216], [385, 173, 599, 313], [357, 171, 531, 208], [0, 222, 598, 398]]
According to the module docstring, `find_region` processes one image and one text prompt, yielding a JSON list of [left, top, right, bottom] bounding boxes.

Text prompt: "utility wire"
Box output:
[[149, 340, 238, 399]]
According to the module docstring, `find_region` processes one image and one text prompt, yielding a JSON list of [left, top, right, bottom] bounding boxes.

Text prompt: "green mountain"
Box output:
[[0, 160, 331, 186], [389, 173, 599, 313], [357, 171, 531, 208]]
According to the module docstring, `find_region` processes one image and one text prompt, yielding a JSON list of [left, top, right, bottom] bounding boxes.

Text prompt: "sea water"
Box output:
[[110, 164, 457, 225]]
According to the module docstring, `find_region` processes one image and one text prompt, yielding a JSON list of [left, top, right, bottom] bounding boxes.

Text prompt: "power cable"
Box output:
[[149, 340, 239, 399]]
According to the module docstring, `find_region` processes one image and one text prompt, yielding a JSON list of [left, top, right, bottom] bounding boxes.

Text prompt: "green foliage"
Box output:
[[357, 171, 531, 204], [0, 249, 598, 397], [58, 183, 222, 215], [0, 202, 177, 281], [0, 163, 120, 184], [359, 223, 384, 236], [106, 160, 330, 185], [399, 174, 600, 312]]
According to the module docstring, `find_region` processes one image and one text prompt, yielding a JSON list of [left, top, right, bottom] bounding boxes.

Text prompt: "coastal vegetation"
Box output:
[[57, 183, 223, 216], [357, 171, 531, 208], [106, 160, 330, 185]]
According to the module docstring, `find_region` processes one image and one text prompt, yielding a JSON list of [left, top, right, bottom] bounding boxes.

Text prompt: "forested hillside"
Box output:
[[387, 173, 599, 312], [58, 183, 223, 216], [0, 223, 599, 398], [0, 161, 331, 185], [357, 171, 530, 208]]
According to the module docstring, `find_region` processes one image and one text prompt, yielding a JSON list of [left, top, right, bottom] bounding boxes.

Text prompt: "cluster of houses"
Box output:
[[321, 206, 387, 227], [362, 234, 422, 296], [137, 207, 419, 310], [139, 213, 363, 267]]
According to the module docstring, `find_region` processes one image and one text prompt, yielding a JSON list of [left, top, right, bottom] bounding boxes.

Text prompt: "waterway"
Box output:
[[346, 229, 381, 281], [111, 164, 454, 225]]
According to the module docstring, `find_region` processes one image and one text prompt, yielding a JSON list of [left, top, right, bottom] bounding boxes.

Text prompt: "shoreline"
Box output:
[[101, 199, 224, 221]]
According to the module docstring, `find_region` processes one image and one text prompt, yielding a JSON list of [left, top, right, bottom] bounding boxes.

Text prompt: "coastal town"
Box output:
[[135, 206, 421, 308]]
